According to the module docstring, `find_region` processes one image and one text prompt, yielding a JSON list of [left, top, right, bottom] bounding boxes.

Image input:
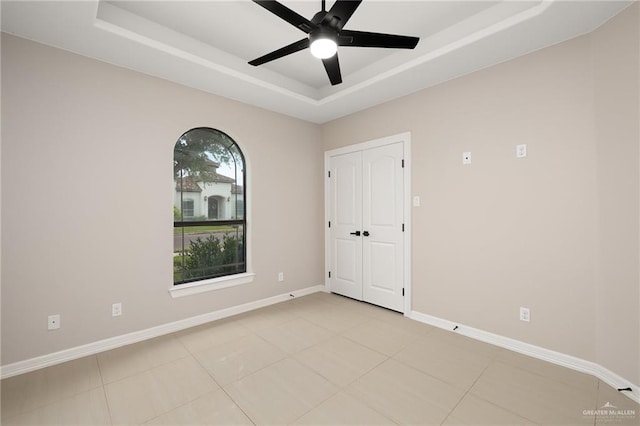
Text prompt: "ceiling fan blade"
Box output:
[[325, 0, 362, 29], [249, 38, 310, 66], [339, 30, 419, 49], [252, 0, 316, 33], [322, 54, 342, 86]]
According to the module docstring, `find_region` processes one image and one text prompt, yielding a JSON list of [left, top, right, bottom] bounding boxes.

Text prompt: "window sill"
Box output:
[[169, 272, 256, 298]]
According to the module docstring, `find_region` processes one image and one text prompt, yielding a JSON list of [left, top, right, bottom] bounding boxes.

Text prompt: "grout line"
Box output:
[[218, 385, 257, 425], [8, 292, 614, 425], [95, 335, 193, 386], [181, 338, 240, 421], [491, 355, 600, 395], [461, 359, 551, 425], [94, 354, 116, 426], [439, 358, 496, 425], [1, 357, 109, 423], [287, 364, 344, 425]]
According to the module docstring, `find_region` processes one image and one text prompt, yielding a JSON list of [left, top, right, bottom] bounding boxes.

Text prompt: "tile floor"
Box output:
[[1, 292, 638, 425]]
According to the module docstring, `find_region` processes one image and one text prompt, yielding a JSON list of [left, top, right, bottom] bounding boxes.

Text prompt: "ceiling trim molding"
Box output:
[[1, 0, 632, 123], [94, 0, 554, 107], [318, 0, 554, 106], [94, 1, 319, 105]]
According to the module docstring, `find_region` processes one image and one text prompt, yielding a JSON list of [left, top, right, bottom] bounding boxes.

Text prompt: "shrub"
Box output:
[[177, 234, 243, 282]]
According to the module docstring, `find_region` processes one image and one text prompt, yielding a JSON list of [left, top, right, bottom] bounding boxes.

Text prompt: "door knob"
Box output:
[[363, 231, 370, 237], [350, 231, 361, 236]]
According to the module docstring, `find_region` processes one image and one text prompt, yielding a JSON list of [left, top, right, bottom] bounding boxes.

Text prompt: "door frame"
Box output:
[[324, 132, 412, 315]]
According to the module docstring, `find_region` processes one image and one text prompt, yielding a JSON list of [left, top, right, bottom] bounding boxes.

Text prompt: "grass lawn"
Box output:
[[173, 225, 236, 235]]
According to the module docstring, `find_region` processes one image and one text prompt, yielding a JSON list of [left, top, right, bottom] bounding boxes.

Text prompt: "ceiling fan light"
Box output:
[[310, 38, 337, 59], [309, 31, 337, 59]]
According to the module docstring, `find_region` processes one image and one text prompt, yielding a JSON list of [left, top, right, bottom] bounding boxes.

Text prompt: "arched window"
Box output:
[[173, 128, 246, 285]]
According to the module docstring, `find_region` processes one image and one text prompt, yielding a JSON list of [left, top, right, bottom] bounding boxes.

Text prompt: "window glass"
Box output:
[[173, 128, 246, 284], [181, 200, 194, 217]]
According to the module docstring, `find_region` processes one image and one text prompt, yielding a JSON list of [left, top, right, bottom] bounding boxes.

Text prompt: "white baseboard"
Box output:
[[409, 310, 640, 404], [0, 285, 325, 380]]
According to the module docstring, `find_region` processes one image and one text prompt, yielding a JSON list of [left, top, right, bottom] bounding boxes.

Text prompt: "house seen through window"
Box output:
[[173, 128, 246, 285]]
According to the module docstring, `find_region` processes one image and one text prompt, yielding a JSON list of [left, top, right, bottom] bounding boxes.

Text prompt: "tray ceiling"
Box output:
[[1, 1, 632, 123]]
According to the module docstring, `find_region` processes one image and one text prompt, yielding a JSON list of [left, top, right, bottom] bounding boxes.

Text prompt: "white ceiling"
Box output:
[[1, 0, 632, 123]]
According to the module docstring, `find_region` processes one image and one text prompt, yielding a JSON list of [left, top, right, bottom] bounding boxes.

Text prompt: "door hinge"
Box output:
[[402, 288, 405, 296], [328, 171, 331, 178], [401, 159, 405, 168], [328, 221, 331, 228], [402, 223, 405, 232], [328, 271, 331, 278]]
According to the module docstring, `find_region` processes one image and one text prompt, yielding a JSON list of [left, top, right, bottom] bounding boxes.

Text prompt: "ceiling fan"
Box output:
[[248, 0, 420, 85]]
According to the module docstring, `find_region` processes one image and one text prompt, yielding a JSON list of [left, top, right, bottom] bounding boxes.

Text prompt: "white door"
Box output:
[[328, 142, 404, 312], [362, 143, 404, 312], [328, 151, 363, 301]]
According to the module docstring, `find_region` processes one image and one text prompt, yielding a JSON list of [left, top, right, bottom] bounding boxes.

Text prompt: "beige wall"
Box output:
[[323, 4, 639, 385], [2, 4, 639, 388], [592, 3, 640, 386], [0, 34, 324, 365]]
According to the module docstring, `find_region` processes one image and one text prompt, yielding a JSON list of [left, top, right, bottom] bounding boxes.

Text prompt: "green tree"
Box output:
[[174, 128, 243, 180]]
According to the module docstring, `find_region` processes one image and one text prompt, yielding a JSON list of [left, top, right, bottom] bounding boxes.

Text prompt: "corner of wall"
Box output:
[[591, 1, 640, 386]]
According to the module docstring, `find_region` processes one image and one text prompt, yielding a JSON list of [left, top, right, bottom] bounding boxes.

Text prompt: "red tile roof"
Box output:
[[175, 177, 202, 192]]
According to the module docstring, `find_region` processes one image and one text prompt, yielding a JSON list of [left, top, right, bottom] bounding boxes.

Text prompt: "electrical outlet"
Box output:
[[112, 302, 122, 317], [48, 314, 60, 330], [516, 144, 527, 158], [278, 272, 284, 282], [462, 152, 472, 165], [519, 307, 530, 322]]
